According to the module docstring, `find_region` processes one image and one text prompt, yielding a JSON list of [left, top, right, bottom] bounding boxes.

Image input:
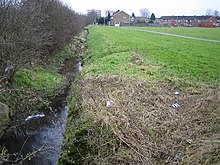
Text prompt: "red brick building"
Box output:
[[109, 10, 131, 26], [159, 16, 218, 27]]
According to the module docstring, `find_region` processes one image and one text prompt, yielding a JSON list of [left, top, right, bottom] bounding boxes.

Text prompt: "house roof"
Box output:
[[112, 10, 130, 17], [160, 16, 215, 20]]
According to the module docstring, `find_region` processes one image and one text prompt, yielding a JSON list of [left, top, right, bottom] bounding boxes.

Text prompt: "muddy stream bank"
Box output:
[[0, 57, 82, 165]]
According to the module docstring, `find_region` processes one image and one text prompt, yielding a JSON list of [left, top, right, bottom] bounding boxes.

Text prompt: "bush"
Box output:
[[0, 0, 86, 85]]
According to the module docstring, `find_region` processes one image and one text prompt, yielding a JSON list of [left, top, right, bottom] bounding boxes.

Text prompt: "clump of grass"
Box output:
[[0, 68, 63, 118], [15, 68, 62, 92], [61, 75, 220, 164]]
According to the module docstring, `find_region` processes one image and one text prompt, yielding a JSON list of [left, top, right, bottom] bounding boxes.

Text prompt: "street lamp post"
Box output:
[[129, 9, 131, 26]]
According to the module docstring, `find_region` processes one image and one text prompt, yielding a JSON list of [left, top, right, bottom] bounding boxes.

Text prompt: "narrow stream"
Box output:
[[0, 60, 82, 165], [1, 104, 68, 165]]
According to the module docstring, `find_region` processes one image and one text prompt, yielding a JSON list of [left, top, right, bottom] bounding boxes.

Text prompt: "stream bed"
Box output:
[[1, 104, 68, 164], [0, 59, 82, 165]]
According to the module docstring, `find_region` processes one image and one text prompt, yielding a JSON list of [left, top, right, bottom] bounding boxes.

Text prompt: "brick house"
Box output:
[[109, 10, 131, 26], [160, 16, 218, 27]]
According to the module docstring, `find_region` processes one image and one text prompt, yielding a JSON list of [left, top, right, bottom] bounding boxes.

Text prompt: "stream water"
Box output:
[[1, 104, 68, 165], [0, 60, 82, 165]]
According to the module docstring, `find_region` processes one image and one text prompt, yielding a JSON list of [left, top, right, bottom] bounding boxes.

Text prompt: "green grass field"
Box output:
[[85, 26, 220, 86], [130, 26, 220, 40]]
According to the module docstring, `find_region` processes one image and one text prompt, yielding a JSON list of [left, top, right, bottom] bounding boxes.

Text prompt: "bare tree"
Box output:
[[139, 8, 150, 18], [213, 10, 219, 17], [86, 10, 98, 25], [206, 9, 213, 16]]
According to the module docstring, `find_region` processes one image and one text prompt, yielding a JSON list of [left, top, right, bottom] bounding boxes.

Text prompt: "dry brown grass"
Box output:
[[71, 75, 220, 164]]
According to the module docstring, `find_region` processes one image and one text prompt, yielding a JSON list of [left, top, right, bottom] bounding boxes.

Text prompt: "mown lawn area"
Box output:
[[60, 26, 220, 165], [85, 26, 220, 86], [131, 26, 220, 40]]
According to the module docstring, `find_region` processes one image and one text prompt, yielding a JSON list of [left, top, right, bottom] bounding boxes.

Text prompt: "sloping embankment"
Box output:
[[59, 26, 220, 165], [60, 75, 220, 164]]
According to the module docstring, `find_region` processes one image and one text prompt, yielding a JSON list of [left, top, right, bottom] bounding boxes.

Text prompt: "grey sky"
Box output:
[[61, 0, 219, 17]]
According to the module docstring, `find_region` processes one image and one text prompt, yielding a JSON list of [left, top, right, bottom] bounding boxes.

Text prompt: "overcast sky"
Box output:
[[61, 0, 219, 17]]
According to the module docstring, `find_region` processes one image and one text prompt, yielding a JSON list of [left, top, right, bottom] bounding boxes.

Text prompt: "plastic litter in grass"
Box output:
[[25, 113, 45, 121], [4, 65, 14, 75], [174, 91, 180, 95], [165, 152, 183, 164], [186, 139, 193, 144], [106, 100, 114, 108], [171, 103, 180, 109], [78, 61, 83, 71], [171, 152, 182, 162]]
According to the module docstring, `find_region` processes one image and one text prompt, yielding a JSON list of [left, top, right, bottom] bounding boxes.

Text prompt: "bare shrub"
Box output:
[[0, 0, 86, 84]]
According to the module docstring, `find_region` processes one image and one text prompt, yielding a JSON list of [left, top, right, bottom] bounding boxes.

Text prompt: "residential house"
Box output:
[[109, 10, 131, 26], [126, 16, 150, 26], [159, 16, 218, 27], [217, 17, 220, 27]]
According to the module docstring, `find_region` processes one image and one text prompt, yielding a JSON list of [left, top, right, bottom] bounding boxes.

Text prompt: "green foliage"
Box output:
[[96, 17, 109, 25], [84, 26, 220, 86], [107, 11, 111, 22], [150, 13, 156, 21]]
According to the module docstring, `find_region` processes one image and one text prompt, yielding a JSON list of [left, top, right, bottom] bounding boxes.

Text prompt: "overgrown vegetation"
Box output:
[[60, 26, 220, 164], [0, 0, 92, 163], [0, 29, 88, 164], [0, 29, 88, 120], [0, 0, 90, 119], [0, 0, 86, 84]]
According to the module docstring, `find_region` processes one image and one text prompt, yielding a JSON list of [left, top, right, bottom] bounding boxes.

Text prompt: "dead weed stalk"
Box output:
[[73, 75, 220, 164]]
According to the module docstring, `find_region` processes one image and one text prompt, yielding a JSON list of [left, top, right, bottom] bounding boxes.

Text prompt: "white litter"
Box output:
[[171, 152, 182, 162], [4, 65, 14, 74], [106, 100, 114, 108], [186, 139, 193, 144], [78, 62, 83, 71], [25, 113, 45, 121], [171, 103, 180, 109], [174, 91, 180, 95]]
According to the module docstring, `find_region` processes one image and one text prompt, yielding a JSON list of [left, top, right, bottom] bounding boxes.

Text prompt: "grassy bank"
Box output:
[[60, 26, 220, 164]]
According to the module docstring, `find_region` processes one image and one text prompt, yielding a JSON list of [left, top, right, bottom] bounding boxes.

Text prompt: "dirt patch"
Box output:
[[73, 75, 220, 164], [130, 54, 144, 65], [130, 53, 159, 72]]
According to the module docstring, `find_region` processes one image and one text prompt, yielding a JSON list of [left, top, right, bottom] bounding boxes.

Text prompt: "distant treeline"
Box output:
[[0, 0, 89, 83]]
